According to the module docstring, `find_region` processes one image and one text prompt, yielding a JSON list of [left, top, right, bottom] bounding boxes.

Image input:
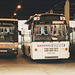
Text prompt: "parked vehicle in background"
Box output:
[[70, 20, 75, 56], [0, 18, 18, 57]]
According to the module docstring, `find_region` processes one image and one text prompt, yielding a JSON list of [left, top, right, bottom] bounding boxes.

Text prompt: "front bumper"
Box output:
[[0, 49, 18, 55]]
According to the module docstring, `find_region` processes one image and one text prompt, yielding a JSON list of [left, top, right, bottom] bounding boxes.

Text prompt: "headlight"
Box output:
[[35, 48, 37, 51], [65, 48, 68, 51], [12, 48, 15, 50]]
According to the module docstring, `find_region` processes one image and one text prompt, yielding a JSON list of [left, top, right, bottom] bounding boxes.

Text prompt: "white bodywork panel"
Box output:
[[31, 42, 70, 60]]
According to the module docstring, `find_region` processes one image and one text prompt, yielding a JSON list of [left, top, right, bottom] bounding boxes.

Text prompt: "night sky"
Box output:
[[0, 0, 74, 19]]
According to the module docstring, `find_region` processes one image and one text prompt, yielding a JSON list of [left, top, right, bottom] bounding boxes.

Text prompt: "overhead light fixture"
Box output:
[[13, 13, 17, 16], [17, 5, 22, 9]]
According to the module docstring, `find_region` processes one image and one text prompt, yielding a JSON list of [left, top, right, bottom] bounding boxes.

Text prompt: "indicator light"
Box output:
[[65, 48, 68, 51], [35, 49, 37, 51]]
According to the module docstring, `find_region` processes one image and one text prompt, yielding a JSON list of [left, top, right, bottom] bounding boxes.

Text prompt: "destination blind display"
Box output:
[[34, 15, 65, 25], [40, 15, 60, 21]]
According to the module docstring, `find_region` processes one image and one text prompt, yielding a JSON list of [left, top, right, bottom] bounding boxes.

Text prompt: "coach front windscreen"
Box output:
[[33, 15, 68, 41], [0, 21, 18, 42]]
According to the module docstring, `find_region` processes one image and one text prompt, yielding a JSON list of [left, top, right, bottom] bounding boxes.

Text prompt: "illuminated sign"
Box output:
[[52, 21, 64, 24], [34, 17, 40, 20], [3, 23, 13, 25], [60, 16, 65, 20]]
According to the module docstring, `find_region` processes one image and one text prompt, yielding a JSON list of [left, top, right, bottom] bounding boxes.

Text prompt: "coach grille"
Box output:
[[44, 48, 58, 52]]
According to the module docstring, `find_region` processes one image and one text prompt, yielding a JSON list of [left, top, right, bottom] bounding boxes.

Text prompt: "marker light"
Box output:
[[65, 48, 68, 51], [35, 49, 37, 51]]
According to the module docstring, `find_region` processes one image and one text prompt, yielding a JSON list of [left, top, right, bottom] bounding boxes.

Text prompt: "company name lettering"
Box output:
[[37, 44, 65, 47]]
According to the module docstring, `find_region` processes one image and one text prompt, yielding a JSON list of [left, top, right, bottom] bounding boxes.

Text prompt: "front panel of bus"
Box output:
[[0, 20, 18, 56], [30, 14, 70, 59]]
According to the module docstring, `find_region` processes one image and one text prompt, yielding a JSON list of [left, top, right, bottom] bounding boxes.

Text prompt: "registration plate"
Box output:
[[0, 50, 7, 52]]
